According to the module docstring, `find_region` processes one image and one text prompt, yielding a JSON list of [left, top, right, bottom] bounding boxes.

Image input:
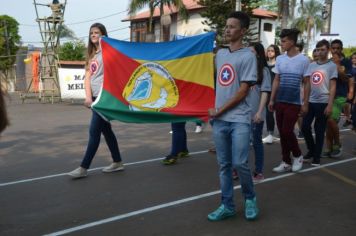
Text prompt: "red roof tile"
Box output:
[[124, 0, 277, 21]]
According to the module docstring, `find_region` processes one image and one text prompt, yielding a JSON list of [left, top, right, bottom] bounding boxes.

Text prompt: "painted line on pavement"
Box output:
[[45, 156, 356, 236], [321, 167, 356, 187], [0, 150, 209, 187]]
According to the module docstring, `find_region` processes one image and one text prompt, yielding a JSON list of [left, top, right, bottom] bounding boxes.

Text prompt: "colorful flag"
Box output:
[[92, 32, 215, 123]]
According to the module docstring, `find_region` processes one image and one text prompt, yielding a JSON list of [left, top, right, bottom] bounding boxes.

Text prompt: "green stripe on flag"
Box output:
[[93, 90, 204, 123]]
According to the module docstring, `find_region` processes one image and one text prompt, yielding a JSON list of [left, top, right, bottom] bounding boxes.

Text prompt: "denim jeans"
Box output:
[[252, 121, 264, 174], [81, 110, 122, 169], [213, 120, 255, 210], [301, 103, 328, 162], [170, 122, 188, 156]]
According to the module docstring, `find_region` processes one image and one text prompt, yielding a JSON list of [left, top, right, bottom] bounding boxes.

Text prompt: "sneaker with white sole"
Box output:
[[245, 197, 259, 220], [262, 134, 273, 144], [68, 167, 88, 179], [292, 155, 303, 172], [102, 162, 124, 173], [272, 161, 291, 173], [195, 125, 203, 133]]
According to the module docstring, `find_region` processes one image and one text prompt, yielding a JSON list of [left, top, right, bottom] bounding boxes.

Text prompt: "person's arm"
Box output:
[[300, 76, 310, 116], [0, 90, 9, 133], [209, 82, 251, 118], [84, 69, 93, 108], [268, 74, 280, 112], [325, 79, 336, 116], [347, 76, 355, 100], [254, 92, 268, 123]]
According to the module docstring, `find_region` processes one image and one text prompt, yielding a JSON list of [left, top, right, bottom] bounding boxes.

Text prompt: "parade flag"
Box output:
[[92, 32, 215, 123]]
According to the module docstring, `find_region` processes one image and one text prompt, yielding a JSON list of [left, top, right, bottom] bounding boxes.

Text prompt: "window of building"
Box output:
[[263, 23, 272, 32]]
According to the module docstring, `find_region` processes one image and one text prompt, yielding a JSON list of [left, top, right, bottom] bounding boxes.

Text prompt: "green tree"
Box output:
[[0, 15, 21, 87], [128, 0, 189, 41], [198, 0, 262, 45], [58, 41, 86, 61], [59, 24, 77, 39], [292, 0, 323, 53]]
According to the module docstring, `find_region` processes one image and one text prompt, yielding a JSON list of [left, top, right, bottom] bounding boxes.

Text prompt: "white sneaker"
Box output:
[[272, 161, 291, 173], [68, 167, 87, 179], [195, 126, 203, 133], [292, 155, 303, 172], [102, 162, 124, 173], [262, 134, 273, 144]]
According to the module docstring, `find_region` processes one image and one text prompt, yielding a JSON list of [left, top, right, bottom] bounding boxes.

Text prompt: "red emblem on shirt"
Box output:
[[311, 71, 324, 85], [218, 64, 235, 86]]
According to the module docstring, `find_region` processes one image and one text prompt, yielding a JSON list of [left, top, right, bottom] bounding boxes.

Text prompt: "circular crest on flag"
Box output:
[[218, 64, 235, 86], [123, 62, 179, 112], [90, 59, 99, 75], [311, 71, 324, 85]]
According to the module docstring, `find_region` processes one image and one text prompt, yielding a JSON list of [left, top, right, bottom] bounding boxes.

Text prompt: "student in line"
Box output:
[[68, 23, 124, 179], [302, 39, 337, 166], [208, 11, 258, 222], [268, 28, 310, 173]]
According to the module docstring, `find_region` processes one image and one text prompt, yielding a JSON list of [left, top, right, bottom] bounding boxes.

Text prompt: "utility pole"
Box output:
[[2, 20, 10, 57], [321, 0, 333, 34], [235, 0, 241, 11]]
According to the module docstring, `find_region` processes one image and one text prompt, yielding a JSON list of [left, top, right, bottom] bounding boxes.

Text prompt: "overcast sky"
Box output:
[[1, 0, 355, 47]]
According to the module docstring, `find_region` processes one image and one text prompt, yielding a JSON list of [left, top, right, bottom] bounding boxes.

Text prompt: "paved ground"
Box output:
[[1, 94, 356, 236]]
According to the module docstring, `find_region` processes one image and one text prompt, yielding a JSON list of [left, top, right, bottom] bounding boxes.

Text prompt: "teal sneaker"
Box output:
[[162, 155, 178, 165], [207, 204, 236, 221], [177, 151, 189, 158], [245, 197, 259, 220]]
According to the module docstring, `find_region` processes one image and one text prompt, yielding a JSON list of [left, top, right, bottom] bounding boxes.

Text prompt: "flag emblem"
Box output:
[[122, 62, 179, 112]]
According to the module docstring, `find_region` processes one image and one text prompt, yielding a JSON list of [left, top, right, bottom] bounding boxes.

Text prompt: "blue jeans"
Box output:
[[213, 120, 255, 210], [252, 121, 264, 174], [301, 103, 328, 162], [170, 122, 188, 156], [81, 110, 122, 169]]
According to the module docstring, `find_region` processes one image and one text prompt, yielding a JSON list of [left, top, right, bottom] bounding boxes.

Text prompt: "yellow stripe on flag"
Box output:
[[136, 52, 214, 89]]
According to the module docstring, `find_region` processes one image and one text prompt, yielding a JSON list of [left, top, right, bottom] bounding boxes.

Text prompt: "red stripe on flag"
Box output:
[[101, 40, 141, 105]]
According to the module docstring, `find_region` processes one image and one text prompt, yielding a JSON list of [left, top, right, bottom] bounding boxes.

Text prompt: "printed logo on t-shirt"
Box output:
[[311, 71, 324, 85], [90, 59, 99, 75], [218, 64, 235, 86]]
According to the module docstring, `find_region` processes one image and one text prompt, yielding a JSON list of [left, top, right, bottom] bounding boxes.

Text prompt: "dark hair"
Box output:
[[296, 42, 304, 52], [86, 23, 108, 67], [267, 44, 281, 59], [228, 11, 250, 29], [250, 42, 268, 85], [279, 28, 300, 44], [351, 52, 356, 58], [331, 39, 343, 48], [316, 39, 330, 49]]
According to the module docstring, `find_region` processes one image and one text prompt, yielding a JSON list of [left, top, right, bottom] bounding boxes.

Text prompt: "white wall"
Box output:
[[175, 12, 210, 37]]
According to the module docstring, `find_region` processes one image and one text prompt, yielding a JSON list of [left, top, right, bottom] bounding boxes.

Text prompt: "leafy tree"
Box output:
[[0, 15, 21, 85], [58, 41, 86, 61], [344, 46, 356, 59], [198, 0, 262, 45], [128, 0, 189, 41], [292, 0, 323, 53], [59, 24, 77, 39]]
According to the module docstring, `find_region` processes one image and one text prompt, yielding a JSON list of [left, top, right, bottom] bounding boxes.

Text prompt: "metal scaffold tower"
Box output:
[[21, 0, 67, 103]]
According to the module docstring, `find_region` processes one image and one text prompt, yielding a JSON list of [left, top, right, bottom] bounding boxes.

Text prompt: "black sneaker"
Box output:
[[297, 131, 304, 140], [162, 155, 178, 165], [342, 119, 352, 128], [311, 159, 321, 167], [303, 152, 313, 163]]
